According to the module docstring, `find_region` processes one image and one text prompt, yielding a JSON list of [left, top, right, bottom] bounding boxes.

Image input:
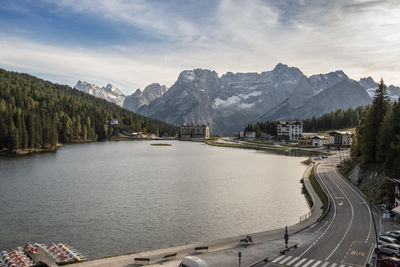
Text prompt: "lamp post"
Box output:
[[284, 226, 289, 248]]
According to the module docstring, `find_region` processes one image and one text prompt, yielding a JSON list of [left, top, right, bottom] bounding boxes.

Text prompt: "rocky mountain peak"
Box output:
[[359, 77, 377, 89], [73, 81, 125, 107], [123, 83, 167, 112]]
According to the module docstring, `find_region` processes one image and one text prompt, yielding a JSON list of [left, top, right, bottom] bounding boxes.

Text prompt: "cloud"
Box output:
[[1, 0, 400, 94]]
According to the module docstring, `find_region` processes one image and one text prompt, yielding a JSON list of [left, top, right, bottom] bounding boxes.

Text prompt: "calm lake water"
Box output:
[[0, 141, 309, 258]]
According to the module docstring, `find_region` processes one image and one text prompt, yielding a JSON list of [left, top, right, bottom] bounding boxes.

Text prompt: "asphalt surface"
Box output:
[[265, 153, 377, 267]]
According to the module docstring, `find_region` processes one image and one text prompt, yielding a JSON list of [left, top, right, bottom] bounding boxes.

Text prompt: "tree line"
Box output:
[[351, 79, 400, 178], [0, 68, 178, 151], [244, 106, 365, 138]]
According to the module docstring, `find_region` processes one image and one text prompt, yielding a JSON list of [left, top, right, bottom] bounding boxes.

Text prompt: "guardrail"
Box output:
[[299, 165, 316, 222], [299, 207, 313, 222]]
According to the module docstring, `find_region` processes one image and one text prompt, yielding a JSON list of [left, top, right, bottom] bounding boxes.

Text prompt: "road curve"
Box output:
[[268, 152, 376, 267]]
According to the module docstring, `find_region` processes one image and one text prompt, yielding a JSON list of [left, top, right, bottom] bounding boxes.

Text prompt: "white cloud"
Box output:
[[1, 0, 400, 94]]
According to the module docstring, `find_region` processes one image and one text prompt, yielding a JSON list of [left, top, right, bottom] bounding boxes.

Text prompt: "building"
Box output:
[[298, 136, 312, 147], [329, 131, 353, 148], [180, 124, 210, 139], [312, 135, 327, 147], [110, 118, 118, 125], [244, 131, 255, 140], [277, 121, 303, 141]]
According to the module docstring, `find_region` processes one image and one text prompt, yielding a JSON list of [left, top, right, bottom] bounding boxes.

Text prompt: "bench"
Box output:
[[194, 246, 208, 253], [163, 253, 177, 261], [134, 257, 150, 264]]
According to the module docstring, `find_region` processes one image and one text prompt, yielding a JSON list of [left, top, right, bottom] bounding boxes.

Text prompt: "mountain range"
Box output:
[[74, 81, 126, 107], [74, 64, 400, 135]]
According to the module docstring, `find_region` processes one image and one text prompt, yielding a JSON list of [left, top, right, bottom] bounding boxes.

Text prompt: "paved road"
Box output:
[[266, 153, 377, 267]]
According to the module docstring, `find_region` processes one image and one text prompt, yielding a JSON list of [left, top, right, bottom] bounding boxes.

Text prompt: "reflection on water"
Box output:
[[0, 141, 309, 258]]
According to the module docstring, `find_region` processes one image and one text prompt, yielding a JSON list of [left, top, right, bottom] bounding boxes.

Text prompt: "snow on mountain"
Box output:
[[358, 77, 400, 101], [74, 65, 400, 136], [136, 64, 379, 135], [74, 81, 126, 107]]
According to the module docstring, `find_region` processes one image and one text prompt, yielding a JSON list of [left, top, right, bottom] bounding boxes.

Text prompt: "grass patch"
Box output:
[[309, 166, 329, 217]]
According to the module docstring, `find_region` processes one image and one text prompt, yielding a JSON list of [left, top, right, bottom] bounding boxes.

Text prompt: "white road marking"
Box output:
[[320, 262, 330, 267], [279, 256, 293, 264], [324, 169, 355, 261], [298, 164, 337, 258], [330, 263, 337, 267], [311, 260, 322, 267], [334, 168, 373, 243], [272, 255, 286, 263], [294, 258, 307, 267], [287, 257, 299, 266], [303, 259, 315, 267]]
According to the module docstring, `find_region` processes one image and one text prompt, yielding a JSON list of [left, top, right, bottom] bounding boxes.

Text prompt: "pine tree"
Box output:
[[354, 79, 389, 165]]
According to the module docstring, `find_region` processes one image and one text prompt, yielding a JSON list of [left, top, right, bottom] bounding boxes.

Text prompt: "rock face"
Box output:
[[75, 65, 400, 136], [358, 77, 400, 101], [261, 79, 372, 121], [123, 83, 167, 112], [74, 81, 126, 107], [137, 64, 375, 135]]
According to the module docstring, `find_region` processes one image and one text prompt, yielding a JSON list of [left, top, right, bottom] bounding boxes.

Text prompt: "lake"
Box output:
[[0, 141, 309, 259]]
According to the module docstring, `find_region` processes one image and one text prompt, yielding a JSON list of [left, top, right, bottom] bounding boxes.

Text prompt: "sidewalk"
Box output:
[[72, 164, 324, 267]]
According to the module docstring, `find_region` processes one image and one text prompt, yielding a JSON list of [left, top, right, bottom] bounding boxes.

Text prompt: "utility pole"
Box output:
[[284, 226, 289, 248], [238, 252, 241, 267]]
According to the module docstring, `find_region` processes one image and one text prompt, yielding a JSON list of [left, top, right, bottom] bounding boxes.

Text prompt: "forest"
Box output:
[[351, 79, 400, 178], [0, 68, 178, 152], [244, 106, 365, 138]]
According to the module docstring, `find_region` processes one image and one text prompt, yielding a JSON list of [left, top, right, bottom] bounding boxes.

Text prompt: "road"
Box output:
[[265, 152, 377, 267]]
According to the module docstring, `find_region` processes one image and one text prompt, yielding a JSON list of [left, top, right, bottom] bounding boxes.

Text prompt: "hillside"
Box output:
[[0, 68, 178, 152]]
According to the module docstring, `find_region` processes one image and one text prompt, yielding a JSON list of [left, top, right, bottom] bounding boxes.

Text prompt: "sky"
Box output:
[[0, 0, 399, 95]]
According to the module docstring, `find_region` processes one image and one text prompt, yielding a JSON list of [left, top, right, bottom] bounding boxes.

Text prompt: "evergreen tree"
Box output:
[[0, 68, 178, 151], [355, 79, 389, 165]]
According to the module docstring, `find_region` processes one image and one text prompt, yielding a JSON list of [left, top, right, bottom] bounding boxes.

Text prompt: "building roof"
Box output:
[[329, 131, 353, 135], [312, 135, 327, 140], [181, 123, 209, 127], [278, 120, 303, 125]]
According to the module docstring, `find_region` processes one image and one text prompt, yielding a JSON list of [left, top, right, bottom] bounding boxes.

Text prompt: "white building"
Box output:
[[329, 131, 353, 147], [244, 131, 256, 140], [312, 136, 327, 147], [110, 118, 118, 125], [277, 121, 303, 141]]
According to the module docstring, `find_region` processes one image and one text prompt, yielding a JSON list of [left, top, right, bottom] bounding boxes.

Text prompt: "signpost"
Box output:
[[284, 226, 289, 248], [238, 252, 241, 267]]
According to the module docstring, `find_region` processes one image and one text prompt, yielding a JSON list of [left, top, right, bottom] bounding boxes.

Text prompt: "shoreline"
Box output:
[[204, 139, 326, 156], [0, 138, 173, 156], [1, 137, 327, 157]]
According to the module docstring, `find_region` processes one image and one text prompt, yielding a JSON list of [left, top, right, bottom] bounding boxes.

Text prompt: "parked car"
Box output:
[[379, 236, 400, 246], [379, 256, 400, 267], [384, 232, 400, 242], [390, 230, 400, 236], [378, 244, 400, 257], [179, 256, 208, 267]]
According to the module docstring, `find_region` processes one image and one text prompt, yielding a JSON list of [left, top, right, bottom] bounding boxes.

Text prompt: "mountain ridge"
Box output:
[[74, 64, 400, 136]]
